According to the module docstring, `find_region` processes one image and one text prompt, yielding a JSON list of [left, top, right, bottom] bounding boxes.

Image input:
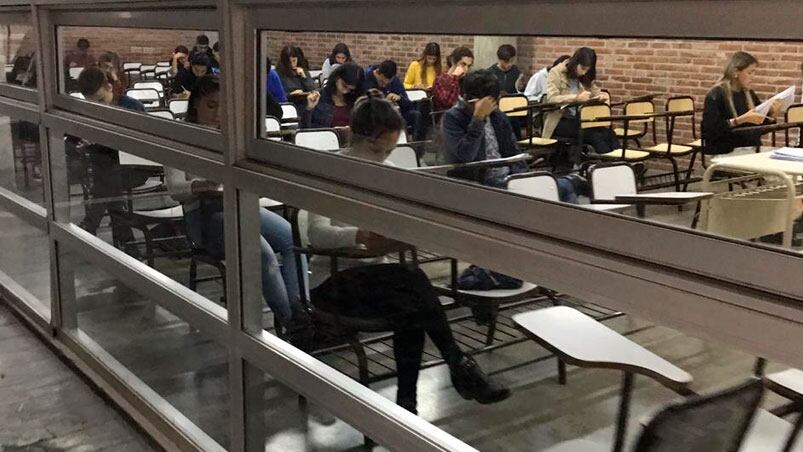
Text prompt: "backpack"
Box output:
[[456, 265, 523, 291]]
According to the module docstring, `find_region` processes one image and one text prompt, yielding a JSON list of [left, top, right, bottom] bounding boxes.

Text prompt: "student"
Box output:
[[321, 43, 351, 81], [170, 45, 190, 76], [189, 34, 215, 63], [702, 51, 781, 155], [403, 42, 442, 90], [75, 67, 145, 252], [276, 45, 316, 113], [172, 53, 210, 97], [165, 76, 312, 345], [97, 51, 127, 101], [64, 38, 95, 68], [487, 44, 523, 95], [210, 42, 221, 74], [306, 91, 511, 413], [362, 60, 424, 141], [432, 46, 474, 111], [265, 56, 288, 104], [306, 62, 364, 129], [441, 69, 579, 202], [542, 47, 619, 155], [524, 55, 570, 102]]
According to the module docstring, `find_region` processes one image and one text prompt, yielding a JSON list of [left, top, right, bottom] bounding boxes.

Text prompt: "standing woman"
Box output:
[[542, 47, 620, 155], [321, 43, 352, 81], [404, 42, 442, 90], [702, 51, 781, 155], [305, 62, 365, 130], [276, 45, 316, 113]]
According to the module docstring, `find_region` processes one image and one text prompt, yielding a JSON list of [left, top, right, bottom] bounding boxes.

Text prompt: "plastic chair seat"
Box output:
[[132, 205, 184, 219], [596, 149, 651, 161], [613, 127, 644, 138], [517, 137, 558, 147], [739, 409, 803, 452], [687, 138, 702, 148], [644, 143, 694, 155]]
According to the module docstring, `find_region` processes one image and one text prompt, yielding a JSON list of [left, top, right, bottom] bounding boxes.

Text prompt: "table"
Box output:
[[711, 150, 803, 177]]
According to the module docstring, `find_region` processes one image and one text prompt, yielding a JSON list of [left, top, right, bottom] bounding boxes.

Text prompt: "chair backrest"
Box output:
[[633, 379, 764, 452], [264, 115, 281, 140], [499, 94, 528, 118], [168, 99, 189, 116], [580, 103, 612, 129], [397, 131, 408, 144], [69, 91, 85, 100], [155, 61, 171, 67], [386, 146, 419, 168], [122, 62, 142, 71], [505, 172, 561, 202], [148, 109, 175, 120], [407, 89, 429, 103], [785, 103, 803, 123], [133, 81, 164, 95], [280, 103, 299, 121], [293, 129, 340, 151], [125, 88, 161, 106], [625, 100, 655, 124], [68, 67, 84, 80], [666, 96, 695, 114], [154, 66, 171, 76], [589, 163, 637, 201]]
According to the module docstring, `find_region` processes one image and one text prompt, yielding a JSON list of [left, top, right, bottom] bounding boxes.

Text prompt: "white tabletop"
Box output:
[[119, 152, 161, 168], [711, 151, 803, 176], [513, 306, 692, 389], [765, 368, 803, 399]]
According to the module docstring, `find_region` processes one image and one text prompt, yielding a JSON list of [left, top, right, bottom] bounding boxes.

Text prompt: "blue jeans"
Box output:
[[184, 199, 306, 324], [486, 165, 578, 204]]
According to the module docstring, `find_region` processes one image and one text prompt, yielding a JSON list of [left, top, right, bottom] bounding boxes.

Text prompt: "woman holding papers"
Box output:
[[703, 51, 783, 155]]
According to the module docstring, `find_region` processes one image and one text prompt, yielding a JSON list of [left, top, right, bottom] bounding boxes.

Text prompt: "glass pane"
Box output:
[[56, 26, 221, 128], [0, 204, 50, 315], [0, 116, 44, 204], [64, 247, 229, 448], [255, 30, 803, 257], [0, 21, 37, 89]]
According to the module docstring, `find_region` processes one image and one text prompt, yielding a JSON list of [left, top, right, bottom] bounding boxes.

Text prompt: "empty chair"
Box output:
[[148, 109, 176, 120], [155, 61, 171, 67], [125, 88, 161, 109], [614, 100, 653, 146], [386, 146, 419, 168], [406, 89, 429, 103], [68, 66, 84, 80], [505, 172, 560, 202], [666, 95, 702, 149], [264, 115, 281, 141], [139, 64, 156, 79], [588, 163, 636, 212], [784, 103, 803, 146], [280, 103, 299, 128], [293, 129, 340, 151], [122, 62, 142, 72], [168, 99, 189, 118], [499, 94, 528, 118], [133, 81, 165, 98], [154, 66, 171, 79]]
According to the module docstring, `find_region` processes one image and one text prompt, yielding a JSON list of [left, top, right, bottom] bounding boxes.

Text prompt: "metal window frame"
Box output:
[[0, 9, 38, 102]]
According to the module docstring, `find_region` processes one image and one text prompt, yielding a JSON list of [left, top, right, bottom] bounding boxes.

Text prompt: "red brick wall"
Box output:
[[60, 27, 201, 65]]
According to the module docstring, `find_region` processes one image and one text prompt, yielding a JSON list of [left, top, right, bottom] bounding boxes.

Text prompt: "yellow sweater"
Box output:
[[403, 60, 438, 89]]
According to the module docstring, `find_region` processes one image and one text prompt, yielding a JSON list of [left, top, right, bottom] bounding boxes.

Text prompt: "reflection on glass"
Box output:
[[68, 251, 229, 448], [57, 27, 221, 126], [0, 116, 43, 204], [0, 23, 36, 89], [0, 204, 50, 312]]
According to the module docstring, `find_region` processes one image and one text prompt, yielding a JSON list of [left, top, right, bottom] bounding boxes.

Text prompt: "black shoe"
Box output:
[[396, 397, 418, 415], [286, 304, 315, 352], [449, 356, 511, 404]]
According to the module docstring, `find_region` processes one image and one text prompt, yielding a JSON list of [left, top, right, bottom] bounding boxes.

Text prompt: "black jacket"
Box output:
[[702, 85, 766, 155], [488, 64, 522, 95]]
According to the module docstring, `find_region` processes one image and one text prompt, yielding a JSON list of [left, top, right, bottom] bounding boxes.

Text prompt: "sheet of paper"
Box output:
[[755, 85, 796, 116]]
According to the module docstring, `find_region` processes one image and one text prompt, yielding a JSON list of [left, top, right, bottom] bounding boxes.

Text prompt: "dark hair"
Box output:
[[174, 45, 189, 55], [497, 44, 516, 61], [190, 52, 211, 67], [351, 89, 404, 141], [550, 55, 571, 70], [77, 66, 110, 97], [324, 62, 365, 105], [77, 38, 90, 50], [461, 69, 500, 101], [265, 56, 272, 71], [419, 42, 442, 80], [566, 47, 597, 84], [196, 35, 210, 46], [277, 45, 305, 77], [294, 46, 310, 71], [213, 42, 220, 52], [328, 43, 351, 65], [448, 47, 474, 67], [97, 51, 121, 71], [376, 60, 398, 79], [186, 75, 220, 124]]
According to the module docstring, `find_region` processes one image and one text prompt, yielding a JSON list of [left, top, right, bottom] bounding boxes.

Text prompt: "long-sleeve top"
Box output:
[[432, 73, 461, 111], [524, 67, 549, 101], [279, 69, 315, 111], [165, 167, 204, 210], [305, 89, 351, 129], [267, 69, 288, 103], [542, 61, 602, 139], [488, 64, 523, 95], [403, 60, 438, 89], [702, 85, 765, 155], [362, 66, 413, 113]]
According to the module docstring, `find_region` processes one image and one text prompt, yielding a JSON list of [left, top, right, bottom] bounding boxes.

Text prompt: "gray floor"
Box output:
[[0, 302, 158, 452]]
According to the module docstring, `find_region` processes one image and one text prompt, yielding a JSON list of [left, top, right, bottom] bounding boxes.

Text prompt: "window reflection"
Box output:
[[0, 116, 43, 204], [1, 24, 37, 89]]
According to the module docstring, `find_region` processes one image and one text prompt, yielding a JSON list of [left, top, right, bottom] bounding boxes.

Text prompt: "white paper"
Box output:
[[755, 85, 796, 116], [772, 147, 803, 159]]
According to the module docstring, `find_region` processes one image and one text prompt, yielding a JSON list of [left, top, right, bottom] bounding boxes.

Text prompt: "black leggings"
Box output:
[[554, 116, 621, 154], [310, 264, 464, 403]]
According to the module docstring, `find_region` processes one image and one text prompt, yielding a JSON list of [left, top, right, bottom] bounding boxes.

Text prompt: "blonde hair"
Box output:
[[718, 51, 758, 117]]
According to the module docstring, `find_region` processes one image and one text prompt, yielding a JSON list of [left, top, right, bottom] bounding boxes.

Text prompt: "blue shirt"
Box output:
[[118, 95, 146, 112], [361, 66, 413, 113], [267, 69, 287, 103]]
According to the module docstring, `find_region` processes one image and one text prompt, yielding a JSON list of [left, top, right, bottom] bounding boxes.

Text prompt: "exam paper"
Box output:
[[755, 85, 796, 116]]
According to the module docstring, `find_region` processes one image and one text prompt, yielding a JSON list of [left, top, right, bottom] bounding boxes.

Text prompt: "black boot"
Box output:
[[449, 356, 510, 404], [286, 303, 315, 352], [396, 396, 418, 415]]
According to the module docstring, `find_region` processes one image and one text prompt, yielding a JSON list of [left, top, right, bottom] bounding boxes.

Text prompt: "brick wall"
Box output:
[[60, 27, 202, 65]]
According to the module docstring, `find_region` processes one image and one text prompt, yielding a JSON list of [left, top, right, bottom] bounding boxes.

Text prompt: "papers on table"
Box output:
[[755, 85, 796, 116], [770, 147, 803, 162]]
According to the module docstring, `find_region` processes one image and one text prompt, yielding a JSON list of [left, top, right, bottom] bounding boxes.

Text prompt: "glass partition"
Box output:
[[0, 20, 36, 91], [0, 116, 43, 204]]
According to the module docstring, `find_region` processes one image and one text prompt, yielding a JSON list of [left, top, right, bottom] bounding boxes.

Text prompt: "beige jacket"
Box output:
[[542, 61, 601, 139]]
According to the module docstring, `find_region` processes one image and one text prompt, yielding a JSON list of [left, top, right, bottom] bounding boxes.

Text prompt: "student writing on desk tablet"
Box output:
[[702, 51, 782, 156], [277, 45, 316, 114], [305, 62, 364, 139]]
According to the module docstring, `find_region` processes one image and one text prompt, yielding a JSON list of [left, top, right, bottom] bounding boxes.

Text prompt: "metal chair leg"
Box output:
[[485, 305, 499, 347], [612, 372, 635, 452], [188, 256, 198, 291], [558, 359, 567, 385]]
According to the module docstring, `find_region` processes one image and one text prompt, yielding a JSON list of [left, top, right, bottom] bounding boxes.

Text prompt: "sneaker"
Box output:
[[449, 356, 511, 404]]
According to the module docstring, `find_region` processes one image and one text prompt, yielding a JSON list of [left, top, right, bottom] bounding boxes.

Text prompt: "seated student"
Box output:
[[524, 54, 570, 102], [305, 62, 363, 130], [362, 60, 425, 141], [403, 42, 442, 90], [488, 44, 523, 96], [97, 51, 127, 101], [170, 45, 190, 76], [172, 53, 210, 97], [432, 46, 474, 111], [306, 91, 511, 413], [165, 76, 311, 344], [64, 38, 95, 69], [76, 67, 145, 251], [277, 45, 316, 114], [321, 43, 351, 81], [189, 34, 215, 63], [702, 51, 782, 155], [265, 56, 288, 104], [441, 70, 579, 202], [543, 47, 619, 155]]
